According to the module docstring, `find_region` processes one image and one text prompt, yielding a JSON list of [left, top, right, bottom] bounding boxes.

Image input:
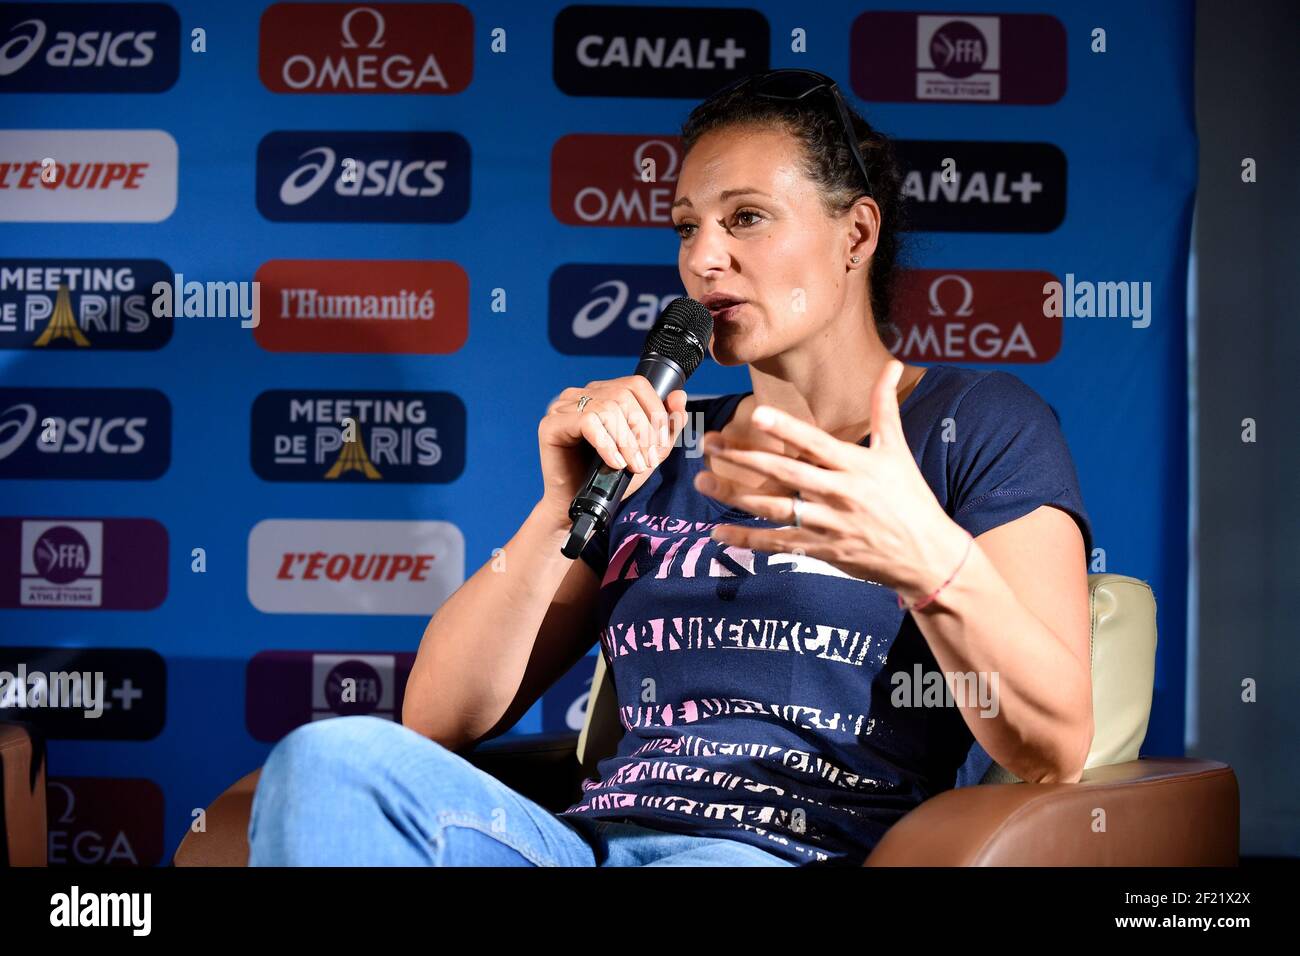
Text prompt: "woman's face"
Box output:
[[672, 124, 874, 366]]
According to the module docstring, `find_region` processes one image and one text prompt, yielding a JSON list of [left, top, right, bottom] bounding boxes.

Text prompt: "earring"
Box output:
[[850, 256, 861, 264]]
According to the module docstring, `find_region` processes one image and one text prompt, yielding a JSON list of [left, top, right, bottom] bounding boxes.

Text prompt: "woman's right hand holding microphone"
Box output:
[[537, 376, 689, 526]]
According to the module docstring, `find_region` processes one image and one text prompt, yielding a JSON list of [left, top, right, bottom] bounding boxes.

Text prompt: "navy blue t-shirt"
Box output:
[[557, 364, 1093, 866]]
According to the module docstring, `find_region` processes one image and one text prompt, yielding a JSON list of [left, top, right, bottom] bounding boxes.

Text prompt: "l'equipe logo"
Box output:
[[0, 129, 178, 222], [247, 519, 465, 615]]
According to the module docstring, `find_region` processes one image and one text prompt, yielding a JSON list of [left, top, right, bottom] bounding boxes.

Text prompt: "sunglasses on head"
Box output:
[[707, 68, 873, 198]]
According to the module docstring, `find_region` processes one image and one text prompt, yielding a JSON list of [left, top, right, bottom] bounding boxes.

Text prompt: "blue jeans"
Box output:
[[248, 715, 795, 867]]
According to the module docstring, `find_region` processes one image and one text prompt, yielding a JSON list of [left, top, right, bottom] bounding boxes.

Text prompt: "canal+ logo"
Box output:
[[553, 5, 768, 98]]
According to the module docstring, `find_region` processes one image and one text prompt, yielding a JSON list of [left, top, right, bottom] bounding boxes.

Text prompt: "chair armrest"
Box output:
[[864, 757, 1238, 866], [1, 721, 48, 866], [172, 767, 262, 867], [460, 730, 584, 814]]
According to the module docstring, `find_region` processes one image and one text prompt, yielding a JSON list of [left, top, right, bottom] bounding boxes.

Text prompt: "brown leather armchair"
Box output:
[[1, 574, 1240, 866], [1, 720, 47, 867]]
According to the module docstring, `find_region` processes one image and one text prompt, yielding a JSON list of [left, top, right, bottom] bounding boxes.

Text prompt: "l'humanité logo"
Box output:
[[0, 259, 173, 350], [251, 259, 468, 353], [250, 390, 465, 483]]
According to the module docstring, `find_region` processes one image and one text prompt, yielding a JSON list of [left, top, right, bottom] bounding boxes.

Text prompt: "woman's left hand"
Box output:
[[695, 359, 962, 597]]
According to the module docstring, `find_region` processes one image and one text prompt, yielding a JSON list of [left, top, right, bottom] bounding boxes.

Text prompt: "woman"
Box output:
[[248, 69, 1094, 867]]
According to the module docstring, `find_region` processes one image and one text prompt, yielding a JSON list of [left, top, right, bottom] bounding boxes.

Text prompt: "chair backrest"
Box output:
[[576, 573, 1158, 785]]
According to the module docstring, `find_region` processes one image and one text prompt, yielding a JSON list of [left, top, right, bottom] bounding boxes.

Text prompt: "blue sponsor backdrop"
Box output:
[[0, 0, 1194, 864]]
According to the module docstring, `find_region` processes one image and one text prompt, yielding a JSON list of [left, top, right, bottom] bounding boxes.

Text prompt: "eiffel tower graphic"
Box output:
[[323, 423, 382, 480], [32, 284, 91, 347]]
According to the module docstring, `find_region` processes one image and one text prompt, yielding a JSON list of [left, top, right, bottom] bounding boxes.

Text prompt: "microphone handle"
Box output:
[[561, 354, 687, 559]]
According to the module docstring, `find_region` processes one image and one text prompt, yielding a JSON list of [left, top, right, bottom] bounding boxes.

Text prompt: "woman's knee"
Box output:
[[260, 715, 447, 790]]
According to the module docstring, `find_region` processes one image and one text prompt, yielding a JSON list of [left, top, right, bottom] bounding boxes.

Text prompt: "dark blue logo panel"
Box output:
[[0, 259, 173, 350], [896, 140, 1067, 233], [549, 264, 686, 355], [553, 5, 769, 98], [0, 387, 171, 480], [255, 131, 471, 223], [0, 646, 166, 739], [251, 390, 466, 483], [0, 3, 180, 93]]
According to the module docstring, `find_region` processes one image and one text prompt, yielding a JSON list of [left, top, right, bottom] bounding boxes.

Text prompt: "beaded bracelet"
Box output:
[[896, 531, 975, 612]]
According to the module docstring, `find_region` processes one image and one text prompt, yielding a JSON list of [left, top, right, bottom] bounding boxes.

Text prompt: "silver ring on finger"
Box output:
[[576, 394, 592, 414], [791, 490, 803, 528]]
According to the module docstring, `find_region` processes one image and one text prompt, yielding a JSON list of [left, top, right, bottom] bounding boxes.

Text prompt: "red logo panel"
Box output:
[[260, 3, 473, 94], [252, 260, 468, 354], [552, 134, 683, 227], [891, 269, 1061, 363]]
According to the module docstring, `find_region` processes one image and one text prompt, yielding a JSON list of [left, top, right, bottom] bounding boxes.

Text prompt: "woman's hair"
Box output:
[[680, 81, 908, 341]]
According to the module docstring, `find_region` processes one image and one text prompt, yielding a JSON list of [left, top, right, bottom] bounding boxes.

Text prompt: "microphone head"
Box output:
[[641, 297, 714, 379]]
